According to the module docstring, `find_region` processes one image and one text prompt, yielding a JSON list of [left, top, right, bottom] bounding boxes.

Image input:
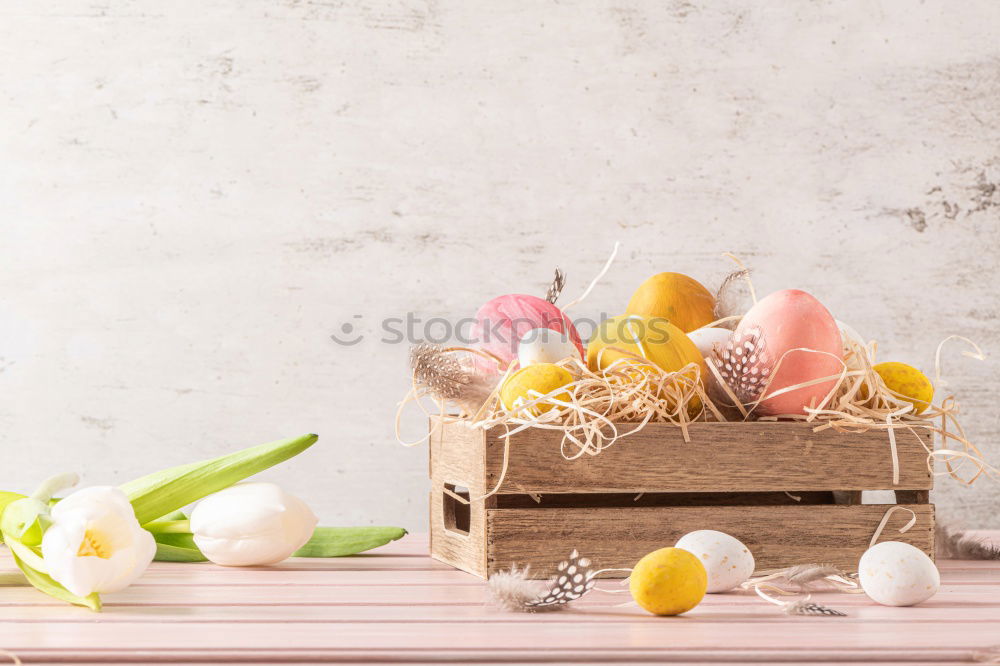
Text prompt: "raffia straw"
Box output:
[[753, 335, 999, 487], [869, 506, 917, 547], [561, 242, 620, 312], [934, 335, 985, 388]]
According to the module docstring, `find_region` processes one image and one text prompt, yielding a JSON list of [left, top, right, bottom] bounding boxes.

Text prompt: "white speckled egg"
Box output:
[[686, 327, 732, 358], [517, 327, 583, 367], [675, 530, 755, 593], [859, 541, 940, 606]]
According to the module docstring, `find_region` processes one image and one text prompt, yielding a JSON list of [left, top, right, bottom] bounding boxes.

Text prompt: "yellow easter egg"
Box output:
[[587, 315, 704, 377], [626, 272, 716, 333], [587, 315, 705, 414], [874, 361, 934, 415], [499, 363, 573, 417], [629, 547, 707, 616]]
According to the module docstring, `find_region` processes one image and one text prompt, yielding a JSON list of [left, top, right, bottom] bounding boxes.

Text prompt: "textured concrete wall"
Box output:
[[1, 1, 998, 530]]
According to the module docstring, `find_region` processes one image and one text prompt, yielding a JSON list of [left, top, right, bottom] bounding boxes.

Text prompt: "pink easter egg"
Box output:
[[716, 289, 843, 416], [471, 294, 583, 372]]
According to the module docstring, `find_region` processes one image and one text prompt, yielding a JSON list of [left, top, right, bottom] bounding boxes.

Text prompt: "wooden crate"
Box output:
[[429, 418, 934, 579]]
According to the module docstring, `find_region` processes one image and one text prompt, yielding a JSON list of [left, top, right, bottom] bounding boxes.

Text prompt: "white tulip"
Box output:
[[41, 486, 156, 598], [190, 482, 317, 566]]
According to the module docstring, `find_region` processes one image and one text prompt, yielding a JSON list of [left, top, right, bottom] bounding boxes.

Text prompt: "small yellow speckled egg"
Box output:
[[629, 547, 707, 616], [499, 363, 573, 417], [874, 361, 934, 415]]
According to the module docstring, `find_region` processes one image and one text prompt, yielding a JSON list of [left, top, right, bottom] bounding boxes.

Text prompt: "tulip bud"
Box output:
[[190, 482, 318, 566]]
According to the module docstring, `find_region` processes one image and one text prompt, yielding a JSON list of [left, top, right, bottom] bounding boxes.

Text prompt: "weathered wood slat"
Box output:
[[487, 504, 935, 577], [480, 421, 934, 493]]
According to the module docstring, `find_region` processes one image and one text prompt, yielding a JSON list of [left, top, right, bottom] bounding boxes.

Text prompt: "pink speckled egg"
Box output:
[[471, 294, 583, 372], [716, 289, 843, 416]]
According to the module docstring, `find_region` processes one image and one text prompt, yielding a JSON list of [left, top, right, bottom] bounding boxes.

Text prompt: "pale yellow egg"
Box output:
[[499, 363, 573, 417]]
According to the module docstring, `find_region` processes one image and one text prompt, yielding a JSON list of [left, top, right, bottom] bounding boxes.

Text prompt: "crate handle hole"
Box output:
[[443, 483, 471, 536]]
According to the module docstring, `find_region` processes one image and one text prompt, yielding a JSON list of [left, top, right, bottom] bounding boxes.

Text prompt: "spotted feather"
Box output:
[[524, 550, 598, 608], [714, 326, 772, 405]]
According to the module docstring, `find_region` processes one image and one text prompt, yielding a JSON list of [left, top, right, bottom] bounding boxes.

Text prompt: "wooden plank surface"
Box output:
[[487, 504, 935, 577], [480, 421, 934, 493], [0, 532, 997, 664]]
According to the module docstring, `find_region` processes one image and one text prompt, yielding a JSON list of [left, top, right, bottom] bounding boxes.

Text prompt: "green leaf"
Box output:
[[292, 526, 408, 558], [154, 542, 208, 563], [143, 519, 191, 534], [10, 549, 101, 611], [156, 510, 188, 521], [152, 530, 208, 562], [0, 497, 51, 547], [153, 531, 201, 550], [0, 491, 25, 515], [121, 434, 318, 525], [0, 491, 25, 545]]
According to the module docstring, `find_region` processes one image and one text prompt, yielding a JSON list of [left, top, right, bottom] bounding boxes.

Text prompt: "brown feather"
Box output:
[[409, 344, 497, 415], [936, 524, 1000, 560], [714, 268, 753, 324], [545, 268, 566, 304]]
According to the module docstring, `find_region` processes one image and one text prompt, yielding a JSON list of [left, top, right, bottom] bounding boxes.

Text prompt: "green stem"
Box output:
[[143, 519, 191, 534], [30, 473, 79, 503]]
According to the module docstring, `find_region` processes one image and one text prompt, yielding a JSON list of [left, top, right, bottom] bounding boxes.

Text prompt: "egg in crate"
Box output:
[[517, 327, 583, 367], [471, 294, 584, 372], [686, 326, 732, 359], [625, 272, 716, 333], [715, 289, 843, 416], [587, 314, 705, 411], [499, 363, 573, 418], [587, 315, 704, 378], [873, 361, 934, 415], [675, 530, 755, 593]]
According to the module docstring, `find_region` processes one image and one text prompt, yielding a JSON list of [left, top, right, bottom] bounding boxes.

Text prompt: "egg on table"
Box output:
[[629, 546, 707, 615], [859, 541, 940, 606], [675, 530, 755, 593], [715, 289, 843, 416], [517, 327, 583, 367]]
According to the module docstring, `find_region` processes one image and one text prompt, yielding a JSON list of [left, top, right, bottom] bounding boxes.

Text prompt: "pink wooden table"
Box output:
[[1, 533, 998, 664]]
